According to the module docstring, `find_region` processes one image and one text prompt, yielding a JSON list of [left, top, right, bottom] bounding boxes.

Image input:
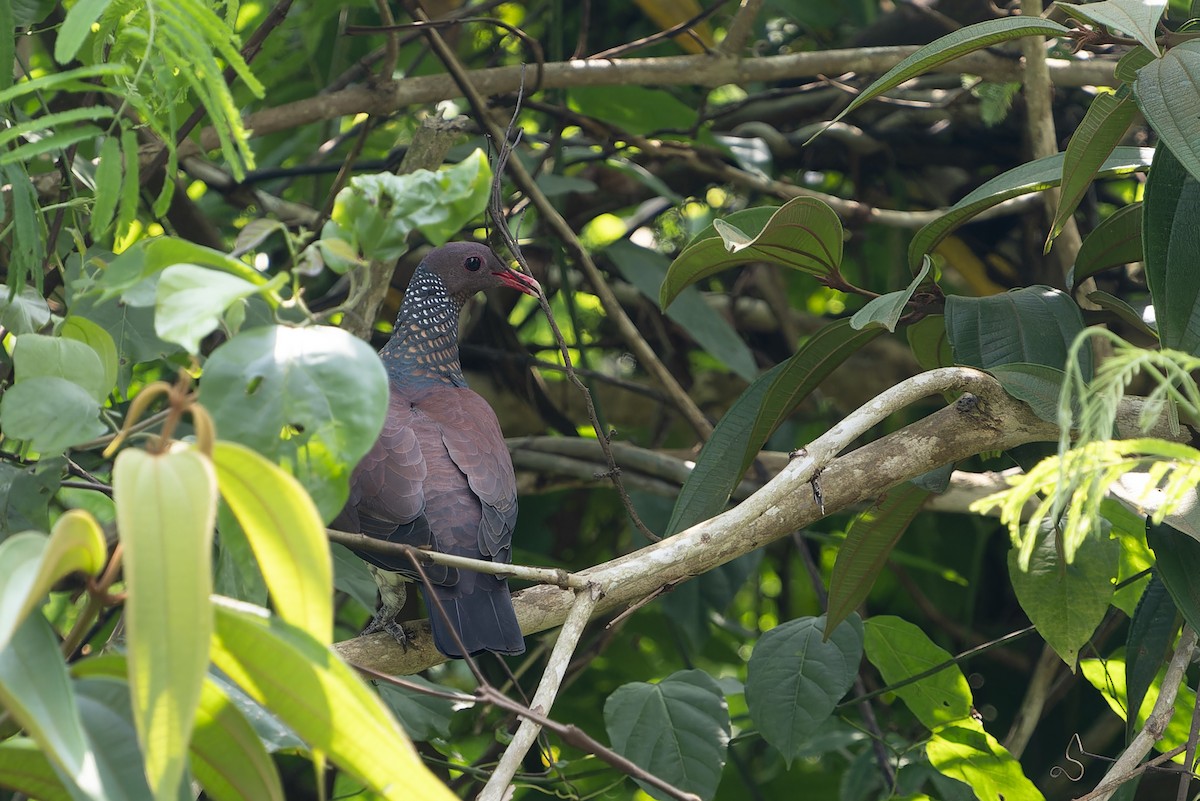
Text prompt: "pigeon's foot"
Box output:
[[363, 608, 409, 648]]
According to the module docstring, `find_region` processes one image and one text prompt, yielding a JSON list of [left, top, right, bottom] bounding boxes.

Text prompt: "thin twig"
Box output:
[[327, 530, 590, 589], [589, 0, 727, 59], [479, 583, 603, 800]]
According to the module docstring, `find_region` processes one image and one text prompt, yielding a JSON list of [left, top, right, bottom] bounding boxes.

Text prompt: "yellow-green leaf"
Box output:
[[0, 510, 107, 653], [210, 598, 456, 801], [115, 446, 218, 801], [212, 440, 332, 645]]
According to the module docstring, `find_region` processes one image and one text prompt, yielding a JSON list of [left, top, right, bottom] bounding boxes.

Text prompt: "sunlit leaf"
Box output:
[[863, 615, 972, 730]]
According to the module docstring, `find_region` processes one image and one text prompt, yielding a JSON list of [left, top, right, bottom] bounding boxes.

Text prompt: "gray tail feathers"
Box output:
[[426, 573, 525, 657]]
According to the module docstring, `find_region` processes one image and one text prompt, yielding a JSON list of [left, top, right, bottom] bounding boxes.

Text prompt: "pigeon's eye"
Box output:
[[464, 256, 483, 272]]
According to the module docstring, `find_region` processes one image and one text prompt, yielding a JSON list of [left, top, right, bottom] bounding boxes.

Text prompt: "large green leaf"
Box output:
[[819, 18, 1069, 133], [212, 441, 333, 645], [1146, 521, 1200, 636], [60, 317, 119, 401], [604, 670, 730, 801], [0, 737, 72, 801], [608, 239, 757, 381], [745, 615, 863, 764], [660, 197, 843, 309], [0, 376, 108, 454], [209, 598, 456, 801], [114, 447, 218, 801], [1082, 652, 1195, 760], [0, 511, 106, 653], [1008, 520, 1119, 669], [827, 485, 931, 632], [926, 725, 1045, 801], [0, 615, 100, 798], [377, 676, 460, 743], [155, 266, 274, 355], [1142, 144, 1200, 354], [1135, 41, 1200, 180], [12, 332, 108, 403], [1049, 88, 1138, 250], [908, 148, 1154, 271], [665, 320, 882, 537], [0, 457, 61, 538], [1071, 203, 1143, 287], [1124, 574, 1178, 743], [201, 325, 389, 521], [987, 363, 1065, 424], [323, 150, 493, 261], [945, 286, 1090, 378], [863, 615, 972, 730], [0, 285, 51, 335]]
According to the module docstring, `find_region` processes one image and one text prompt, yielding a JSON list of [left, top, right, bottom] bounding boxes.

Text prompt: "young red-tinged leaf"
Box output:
[[745, 615, 863, 765], [604, 670, 730, 801], [1048, 89, 1137, 251], [827, 485, 931, 632], [660, 196, 843, 309], [115, 446, 218, 801], [212, 440, 333, 645], [813, 18, 1069, 138], [1008, 520, 1118, 670], [209, 598, 456, 801]]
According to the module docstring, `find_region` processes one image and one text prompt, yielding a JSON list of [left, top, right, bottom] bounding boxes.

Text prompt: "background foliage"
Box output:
[[3, 1, 1200, 800]]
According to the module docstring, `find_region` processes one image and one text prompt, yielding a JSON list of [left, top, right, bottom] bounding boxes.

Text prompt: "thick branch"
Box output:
[[198, 48, 1117, 152]]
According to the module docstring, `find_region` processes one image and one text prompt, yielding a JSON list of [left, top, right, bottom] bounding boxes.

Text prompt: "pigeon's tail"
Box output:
[[427, 572, 525, 657]]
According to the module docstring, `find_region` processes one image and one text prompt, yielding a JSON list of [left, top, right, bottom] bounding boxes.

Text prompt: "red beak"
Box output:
[[494, 268, 541, 297]]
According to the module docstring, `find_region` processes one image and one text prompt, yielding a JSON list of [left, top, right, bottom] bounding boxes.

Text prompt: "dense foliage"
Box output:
[[4, 1, 1200, 800]]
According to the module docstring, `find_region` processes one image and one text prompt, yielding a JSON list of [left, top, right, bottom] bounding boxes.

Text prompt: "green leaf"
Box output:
[[1125, 574, 1178, 742], [0, 615, 100, 797], [61, 316, 119, 399], [0, 737, 72, 801], [1135, 42, 1200, 182], [1116, 45, 1156, 82], [660, 197, 844, 309], [945, 286, 1090, 378], [666, 320, 882, 536], [604, 670, 730, 801], [908, 148, 1154, 271], [0, 376, 108, 454], [1049, 89, 1138, 250], [114, 446, 218, 801], [827, 486, 931, 632], [13, 332, 108, 403], [209, 598, 456, 801], [0, 511, 106, 653], [1085, 291, 1158, 339], [0, 285, 51, 334], [988, 363, 1065, 424], [849, 258, 930, 332], [817, 18, 1069, 135], [0, 124, 105, 166], [1143, 144, 1200, 354], [212, 441, 333, 645], [906, 314, 953, 370], [90, 136, 123, 240], [863, 615, 972, 730], [0, 0, 12, 94], [116, 128, 140, 242], [1008, 520, 1118, 669], [201, 325, 389, 521], [607, 239, 757, 381], [1071, 203, 1144, 286], [926, 725, 1045, 801], [55, 0, 114, 62], [1062, 0, 1167, 55], [0, 457, 60, 538], [0, 106, 113, 150], [745, 615, 863, 765], [2, 164, 44, 291], [324, 150, 493, 261], [1146, 521, 1200, 636], [377, 676, 461, 743], [330, 543, 377, 612], [154, 265, 269, 354], [569, 85, 699, 135], [1082, 652, 1195, 760]]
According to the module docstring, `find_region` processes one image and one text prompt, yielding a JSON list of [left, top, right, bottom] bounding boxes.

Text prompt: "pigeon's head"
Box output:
[[420, 242, 541, 299]]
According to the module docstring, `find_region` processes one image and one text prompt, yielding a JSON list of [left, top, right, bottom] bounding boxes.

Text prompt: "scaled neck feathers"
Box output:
[[379, 267, 470, 388]]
